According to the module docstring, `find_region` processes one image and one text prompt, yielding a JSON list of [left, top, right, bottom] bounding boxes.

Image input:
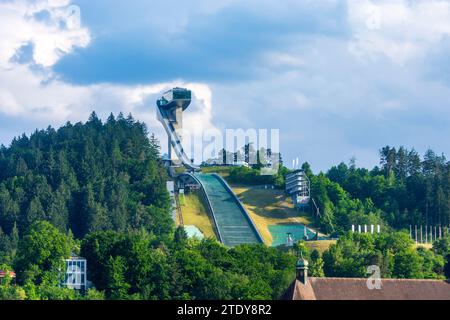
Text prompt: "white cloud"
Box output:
[[347, 0, 450, 65], [0, 0, 90, 68], [0, 0, 218, 162], [263, 52, 306, 69], [2, 0, 450, 171]]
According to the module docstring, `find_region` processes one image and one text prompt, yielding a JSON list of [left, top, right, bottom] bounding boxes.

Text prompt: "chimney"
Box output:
[[296, 254, 309, 285]]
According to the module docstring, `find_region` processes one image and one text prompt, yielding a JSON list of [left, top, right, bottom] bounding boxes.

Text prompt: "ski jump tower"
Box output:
[[156, 88, 264, 246], [156, 88, 199, 172]]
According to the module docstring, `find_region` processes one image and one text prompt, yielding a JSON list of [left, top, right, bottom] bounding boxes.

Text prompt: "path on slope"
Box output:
[[195, 174, 263, 247]]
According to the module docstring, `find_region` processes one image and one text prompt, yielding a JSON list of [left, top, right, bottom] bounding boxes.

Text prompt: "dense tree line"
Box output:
[[3, 221, 449, 300], [1, 116, 450, 300], [79, 227, 295, 300], [300, 146, 450, 235], [0, 221, 104, 300], [0, 114, 295, 300], [1, 221, 295, 300], [321, 231, 447, 279], [0, 112, 171, 251], [227, 165, 288, 188], [206, 145, 450, 237], [204, 143, 288, 188], [296, 231, 450, 280], [300, 162, 384, 235]]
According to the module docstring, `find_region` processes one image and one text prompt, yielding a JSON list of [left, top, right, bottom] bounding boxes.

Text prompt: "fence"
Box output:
[[409, 225, 449, 244]]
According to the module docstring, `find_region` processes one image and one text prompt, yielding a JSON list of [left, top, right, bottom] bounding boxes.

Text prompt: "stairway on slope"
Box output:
[[195, 174, 262, 247]]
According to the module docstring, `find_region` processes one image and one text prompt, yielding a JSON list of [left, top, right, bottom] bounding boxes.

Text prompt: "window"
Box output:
[[63, 258, 87, 289]]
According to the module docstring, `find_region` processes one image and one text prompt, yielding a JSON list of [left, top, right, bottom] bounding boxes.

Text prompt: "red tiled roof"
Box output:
[[283, 277, 450, 300], [0, 271, 16, 278]]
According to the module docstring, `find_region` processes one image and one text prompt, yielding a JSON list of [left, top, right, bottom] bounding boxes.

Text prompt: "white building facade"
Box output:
[[63, 255, 87, 291], [286, 170, 310, 208]]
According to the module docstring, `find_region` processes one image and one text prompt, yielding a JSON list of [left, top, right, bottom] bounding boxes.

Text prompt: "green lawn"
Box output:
[[305, 240, 337, 254], [180, 192, 217, 240], [415, 243, 433, 250], [201, 166, 232, 178], [232, 186, 313, 246]]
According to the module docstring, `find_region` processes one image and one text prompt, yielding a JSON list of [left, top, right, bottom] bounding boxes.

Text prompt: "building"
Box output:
[[63, 255, 87, 291], [282, 258, 450, 300], [157, 87, 196, 169], [285, 170, 310, 208]]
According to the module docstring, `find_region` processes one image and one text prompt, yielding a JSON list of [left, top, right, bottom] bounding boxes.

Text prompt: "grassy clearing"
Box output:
[[175, 200, 180, 226], [178, 192, 186, 206], [201, 166, 232, 178], [232, 186, 313, 246], [180, 192, 217, 240], [414, 243, 433, 250], [302, 242, 432, 255], [305, 240, 337, 254], [174, 166, 187, 174]]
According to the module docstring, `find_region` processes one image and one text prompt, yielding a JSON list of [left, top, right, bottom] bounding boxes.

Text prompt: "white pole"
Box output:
[[430, 226, 432, 243], [352, 225, 355, 233], [358, 225, 361, 233], [377, 225, 381, 234], [364, 225, 367, 234], [371, 225, 374, 234], [415, 225, 418, 244], [420, 226, 423, 244], [429, 226, 432, 243]]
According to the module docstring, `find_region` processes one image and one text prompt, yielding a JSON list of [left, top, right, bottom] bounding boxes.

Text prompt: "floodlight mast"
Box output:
[[156, 88, 200, 172]]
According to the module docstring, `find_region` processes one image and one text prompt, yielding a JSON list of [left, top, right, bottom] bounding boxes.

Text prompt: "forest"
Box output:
[[0, 113, 450, 300], [0, 113, 296, 300], [0, 112, 172, 244], [306, 146, 450, 236], [218, 143, 450, 236]]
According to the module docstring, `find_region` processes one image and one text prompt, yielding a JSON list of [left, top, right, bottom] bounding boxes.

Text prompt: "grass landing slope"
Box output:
[[232, 186, 312, 246], [305, 240, 337, 254], [180, 192, 217, 240]]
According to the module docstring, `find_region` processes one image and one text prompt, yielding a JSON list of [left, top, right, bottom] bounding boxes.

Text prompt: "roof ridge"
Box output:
[[309, 277, 449, 282]]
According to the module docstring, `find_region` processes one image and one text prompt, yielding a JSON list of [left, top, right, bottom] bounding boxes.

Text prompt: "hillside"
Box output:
[[0, 112, 171, 241], [301, 147, 450, 236], [179, 192, 217, 239], [0, 114, 299, 301], [0, 115, 448, 301], [232, 186, 311, 245]]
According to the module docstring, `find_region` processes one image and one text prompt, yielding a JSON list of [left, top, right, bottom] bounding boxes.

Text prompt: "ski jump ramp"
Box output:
[[157, 88, 264, 247]]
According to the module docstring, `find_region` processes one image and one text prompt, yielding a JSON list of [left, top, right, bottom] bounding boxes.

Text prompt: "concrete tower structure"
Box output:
[[167, 103, 183, 165], [156, 88, 199, 172]]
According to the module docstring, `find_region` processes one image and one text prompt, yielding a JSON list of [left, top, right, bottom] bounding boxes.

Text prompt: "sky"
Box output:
[[1, 0, 450, 171]]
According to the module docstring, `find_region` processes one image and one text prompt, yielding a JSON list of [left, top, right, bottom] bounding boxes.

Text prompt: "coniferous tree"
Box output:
[[0, 114, 171, 239]]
